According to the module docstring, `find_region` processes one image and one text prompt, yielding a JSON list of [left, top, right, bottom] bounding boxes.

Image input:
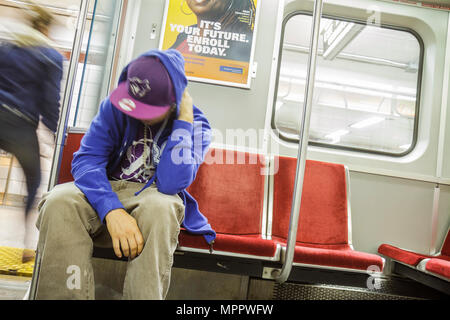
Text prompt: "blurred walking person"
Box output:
[[0, 4, 63, 261]]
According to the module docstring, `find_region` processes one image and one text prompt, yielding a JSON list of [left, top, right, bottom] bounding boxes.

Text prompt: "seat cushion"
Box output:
[[425, 258, 450, 280], [179, 231, 278, 258], [294, 244, 384, 271], [378, 244, 431, 266]]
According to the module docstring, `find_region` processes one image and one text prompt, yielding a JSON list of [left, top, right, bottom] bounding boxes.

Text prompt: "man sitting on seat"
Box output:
[[35, 49, 216, 300]]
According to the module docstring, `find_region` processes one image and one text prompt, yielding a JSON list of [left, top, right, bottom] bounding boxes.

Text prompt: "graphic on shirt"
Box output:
[[112, 125, 168, 183], [118, 139, 154, 182]]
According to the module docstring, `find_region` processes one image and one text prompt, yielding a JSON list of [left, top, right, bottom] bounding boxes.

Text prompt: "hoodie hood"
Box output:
[[117, 49, 188, 118]]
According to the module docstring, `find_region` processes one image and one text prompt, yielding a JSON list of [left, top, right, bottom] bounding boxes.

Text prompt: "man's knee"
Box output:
[[36, 182, 89, 229], [134, 192, 184, 232]]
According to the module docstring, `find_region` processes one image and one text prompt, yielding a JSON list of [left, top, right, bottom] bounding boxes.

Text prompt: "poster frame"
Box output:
[[158, 0, 262, 89]]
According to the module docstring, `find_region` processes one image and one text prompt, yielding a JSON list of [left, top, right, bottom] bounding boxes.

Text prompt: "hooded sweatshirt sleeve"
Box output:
[[155, 106, 211, 195], [71, 99, 125, 222]]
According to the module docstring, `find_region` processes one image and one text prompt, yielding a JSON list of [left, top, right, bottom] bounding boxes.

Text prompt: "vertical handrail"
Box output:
[[48, 0, 91, 190], [72, 0, 98, 127], [275, 0, 324, 283], [102, 0, 126, 96], [29, 0, 90, 300]]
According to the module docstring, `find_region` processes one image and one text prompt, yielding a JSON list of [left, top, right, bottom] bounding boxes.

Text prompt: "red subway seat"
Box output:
[[378, 244, 432, 267], [58, 132, 84, 184], [179, 149, 279, 259], [379, 229, 450, 281], [425, 258, 450, 280], [272, 156, 384, 271]]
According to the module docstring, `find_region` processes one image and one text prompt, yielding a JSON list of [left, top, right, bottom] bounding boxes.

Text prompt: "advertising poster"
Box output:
[[159, 0, 260, 88]]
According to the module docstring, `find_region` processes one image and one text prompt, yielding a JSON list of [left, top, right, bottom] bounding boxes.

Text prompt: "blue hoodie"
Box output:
[[0, 32, 63, 132], [71, 49, 216, 244]]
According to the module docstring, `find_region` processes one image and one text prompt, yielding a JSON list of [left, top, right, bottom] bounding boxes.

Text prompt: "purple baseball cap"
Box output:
[[110, 56, 176, 120]]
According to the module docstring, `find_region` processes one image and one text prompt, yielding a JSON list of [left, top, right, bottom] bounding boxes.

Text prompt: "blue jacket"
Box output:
[[0, 39, 63, 132], [71, 49, 216, 244]]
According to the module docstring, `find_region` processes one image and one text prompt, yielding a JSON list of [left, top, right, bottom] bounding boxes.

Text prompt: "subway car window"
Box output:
[[68, 0, 122, 129], [274, 13, 423, 156]]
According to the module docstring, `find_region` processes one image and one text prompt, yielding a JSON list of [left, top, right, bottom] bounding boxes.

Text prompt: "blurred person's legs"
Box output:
[[35, 181, 184, 300], [0, 106, 41, 262], [0, 106, 41, 215], [20, 122, 58, 257]]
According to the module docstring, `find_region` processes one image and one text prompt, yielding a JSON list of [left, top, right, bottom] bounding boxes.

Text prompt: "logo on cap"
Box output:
[[129, 77, 151, 98], [118, 99, 136, 112]]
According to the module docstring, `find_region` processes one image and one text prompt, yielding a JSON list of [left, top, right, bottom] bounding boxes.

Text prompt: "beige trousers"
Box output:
[[35, 180, 185, 300]]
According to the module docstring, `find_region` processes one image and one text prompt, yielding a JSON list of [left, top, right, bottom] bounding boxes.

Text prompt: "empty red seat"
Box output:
[[379, 229, 449, 282], [58, 131, 84, 184], [377, 229, 450, 268], [179, 149, 280, 259], [378, 244, 432, 267], [271, 156, 384, 271], [378, 230, 450, 268], [425, 258, 450, 280]]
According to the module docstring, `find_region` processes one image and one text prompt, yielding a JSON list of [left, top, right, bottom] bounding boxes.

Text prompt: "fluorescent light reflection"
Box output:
[[350, 116, 385, 129], [399, 144, 411, 150], [325, 129, 349, 144]]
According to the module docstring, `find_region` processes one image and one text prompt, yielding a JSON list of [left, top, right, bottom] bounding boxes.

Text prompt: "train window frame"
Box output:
[[271, 11, 425, 157]]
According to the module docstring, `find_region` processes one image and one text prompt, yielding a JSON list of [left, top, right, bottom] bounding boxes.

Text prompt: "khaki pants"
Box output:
[[35, 180, 185, 300]]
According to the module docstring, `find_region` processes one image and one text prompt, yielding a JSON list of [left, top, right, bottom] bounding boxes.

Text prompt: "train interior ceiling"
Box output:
[[0, 0, 449, 300]]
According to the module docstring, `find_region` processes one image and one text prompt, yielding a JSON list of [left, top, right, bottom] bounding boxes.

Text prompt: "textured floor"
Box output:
[[0, 246, 35, 277], [0, 205, 37, 300]]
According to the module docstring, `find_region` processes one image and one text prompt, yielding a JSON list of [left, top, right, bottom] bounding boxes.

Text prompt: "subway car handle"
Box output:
[[275, 0, 324, 283], [48, 0, 92, 190]]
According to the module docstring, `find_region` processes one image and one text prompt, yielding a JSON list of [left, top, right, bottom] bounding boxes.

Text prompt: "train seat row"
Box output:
[[57, 132, 384, 280], [378, 230, 450, 282]]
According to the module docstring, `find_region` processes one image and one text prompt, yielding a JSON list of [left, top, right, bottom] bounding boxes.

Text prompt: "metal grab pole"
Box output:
[[48, 0, 92, 190], [275, 0, 324, 283], [29, 0, 92, 300]]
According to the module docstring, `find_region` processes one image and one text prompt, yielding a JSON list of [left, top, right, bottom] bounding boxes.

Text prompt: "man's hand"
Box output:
[[105, 209, 144, 259], [178, 89, 194, 123]]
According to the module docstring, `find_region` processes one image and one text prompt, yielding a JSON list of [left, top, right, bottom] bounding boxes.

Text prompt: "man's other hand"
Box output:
[[178, 89, 194, 123], [105, 209, 144, 259]]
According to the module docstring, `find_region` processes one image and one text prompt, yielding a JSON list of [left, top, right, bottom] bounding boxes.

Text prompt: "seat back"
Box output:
[[271, 156, 349, 246], [187, 148, 266, 236], [440, 228, 450, 257], [58, 132, 84, 184]]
